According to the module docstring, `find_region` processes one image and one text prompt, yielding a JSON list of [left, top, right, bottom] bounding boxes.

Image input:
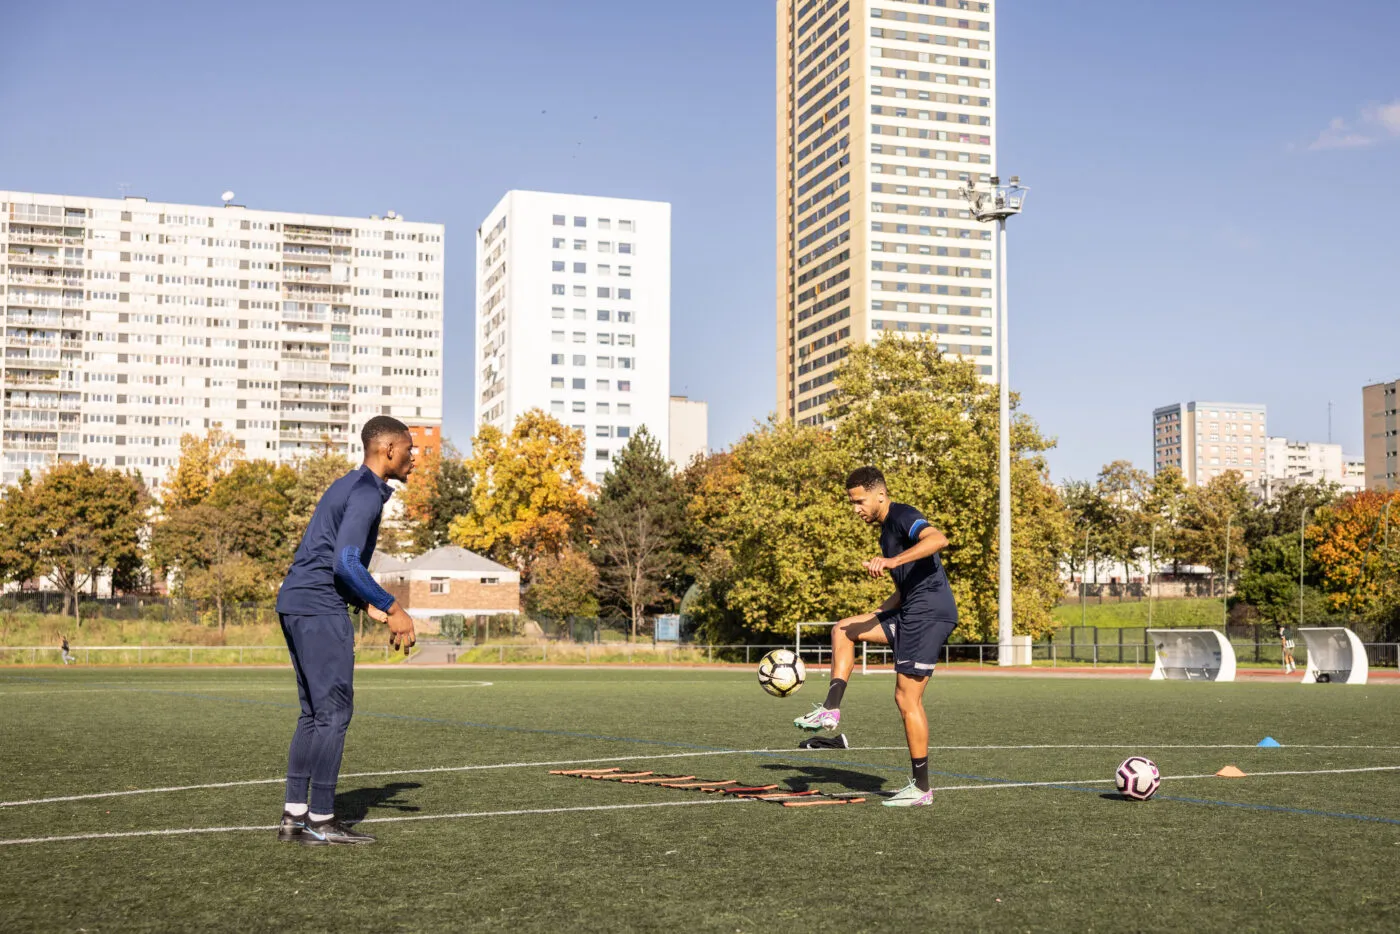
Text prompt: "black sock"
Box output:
[[823, 678, 848, 710], [912, 756, 930, 792]]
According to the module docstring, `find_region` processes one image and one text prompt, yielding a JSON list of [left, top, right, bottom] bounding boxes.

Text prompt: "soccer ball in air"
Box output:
[[1115, 756, 1161, 801], [757, 649, 807, 698]]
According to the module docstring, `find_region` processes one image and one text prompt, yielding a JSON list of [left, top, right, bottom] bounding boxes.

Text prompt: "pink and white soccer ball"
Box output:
[[1115, 756, 1161, 800]]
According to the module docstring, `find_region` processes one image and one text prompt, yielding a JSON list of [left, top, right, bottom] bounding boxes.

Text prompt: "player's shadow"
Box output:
[[335, 781, 423, 822], [758, 763, 888, 793]]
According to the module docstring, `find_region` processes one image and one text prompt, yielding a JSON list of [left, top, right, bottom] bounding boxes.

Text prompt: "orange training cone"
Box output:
[[1215, 765, 1247, 778]]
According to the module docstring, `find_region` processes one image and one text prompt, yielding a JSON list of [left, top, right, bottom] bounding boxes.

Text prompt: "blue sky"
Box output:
[[2, 0, 1396, 481]]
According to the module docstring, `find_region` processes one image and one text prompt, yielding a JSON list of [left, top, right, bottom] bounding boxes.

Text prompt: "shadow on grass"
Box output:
[[336, 781, 423, 822], [1099, 792, 1155, 803], [758, 763, 888, 793]]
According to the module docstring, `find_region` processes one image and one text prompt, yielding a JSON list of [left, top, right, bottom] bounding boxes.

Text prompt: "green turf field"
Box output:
[[2, 667, 1397, 932]]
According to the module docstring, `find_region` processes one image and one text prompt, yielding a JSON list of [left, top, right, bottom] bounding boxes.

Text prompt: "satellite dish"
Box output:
[[221, 190, 236, 204]]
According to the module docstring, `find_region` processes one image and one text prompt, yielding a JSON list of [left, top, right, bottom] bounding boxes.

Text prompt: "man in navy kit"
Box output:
[[793, 466, 958, 807], [275, 416, 418, 845]]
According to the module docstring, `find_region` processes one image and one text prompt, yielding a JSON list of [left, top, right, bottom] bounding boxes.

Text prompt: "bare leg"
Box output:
[[894, 672, 930, 759], [829, 613, 887, 683]]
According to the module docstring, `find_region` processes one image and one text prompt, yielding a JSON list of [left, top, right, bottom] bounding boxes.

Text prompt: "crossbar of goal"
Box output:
[[794, 621, 890, 676]]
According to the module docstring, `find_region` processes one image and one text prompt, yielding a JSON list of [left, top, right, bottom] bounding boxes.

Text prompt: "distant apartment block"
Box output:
[[1153, 401, 1267, 486], [0, 191, 444, 489], [473, 191, 671, 484], [668, 395, 708, 467], [1263, 437, 1365, 497], [1362, 379, 1399, 490], [776, 0, 999, 424]]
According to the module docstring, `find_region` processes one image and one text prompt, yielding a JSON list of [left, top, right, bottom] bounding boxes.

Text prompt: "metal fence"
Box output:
[[0, 593, 279, 626], [0, 644, 404, 665]]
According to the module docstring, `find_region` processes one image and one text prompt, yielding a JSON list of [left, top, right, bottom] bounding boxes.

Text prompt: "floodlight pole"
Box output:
[[1299, 505, 1309, 628], [963, 176, 1028, 665], [1222, 513, 1233, 629]]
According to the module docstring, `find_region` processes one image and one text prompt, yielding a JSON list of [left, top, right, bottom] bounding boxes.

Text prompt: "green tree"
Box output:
[[10, 463, 151, 624], [0, 472, 41, 589], [1178, 471, 1254, 594], [449, 411, 592, 577], [150, 504, 273, 631], [206, 460, 298, 573], [830, 338, 1070, 640], [588, 427, 686, 638], [525, 548, 600, 620], [1143, 467, 1189, 574], [400, 441, 473, 554], [1094, 460, 1151, 582], [287, 449, 355, 546], [162, 429, 242, 512]]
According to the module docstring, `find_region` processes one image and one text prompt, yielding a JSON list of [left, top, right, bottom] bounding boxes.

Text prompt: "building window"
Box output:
[[552, 215, 565, 226], [552, 238, 565, 248], [598, 218, 611, 230], [552, 261, 565, 272], [596, 379, 610, 391], [598, 287, 611, 299], [552, 284, 565, 295], [481, 577, 500, 585], [618, 380, 631, 392], [573, 262, 586, 274], [618, 289, 631, 300], [430, 578, 449, 594], [574, 216, 586, 228], [572, 354, 586, 366], [572, 378, 586, 390], [551, 401, 564, 413], [551, 354, 565, 365], [617, 426, 631, 439], [572, 401, 586, 413], [596, 449, 610, 461], [551, 377, 565, 389], [618, 242, 633, 255], [574, 239, 586, 250], [619, 220, 634, 232], [597, 309, 611, 321], [573, 285, 586, 297], [596, 425, 612, 438]]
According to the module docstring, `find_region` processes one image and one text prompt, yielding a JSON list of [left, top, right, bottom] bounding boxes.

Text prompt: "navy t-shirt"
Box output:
[[880, 502, 950, 607], [276, 466, 397, 615]]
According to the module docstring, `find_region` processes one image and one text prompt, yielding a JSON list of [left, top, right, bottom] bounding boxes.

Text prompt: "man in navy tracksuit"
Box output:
[[274, 416, 417, 845]]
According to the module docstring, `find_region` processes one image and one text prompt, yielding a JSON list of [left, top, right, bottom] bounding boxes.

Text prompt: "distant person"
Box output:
[[61, 634, 75, 665], [1278, 625, 1297, 674], [273, 416, 417, 846]]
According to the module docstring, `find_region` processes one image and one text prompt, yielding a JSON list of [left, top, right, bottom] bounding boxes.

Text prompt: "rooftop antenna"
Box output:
[[118, 182, 131, 198], [221, 190, 236, 206], [1328, 401, 1333, 444]]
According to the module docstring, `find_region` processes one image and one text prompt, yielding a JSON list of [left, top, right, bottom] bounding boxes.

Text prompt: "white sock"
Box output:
[[309, 811, 334, 823], [284, 802, 308, 817]]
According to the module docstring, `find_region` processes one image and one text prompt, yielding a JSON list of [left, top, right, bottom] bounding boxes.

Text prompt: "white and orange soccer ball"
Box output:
[[1115, 756, 1161, 800]]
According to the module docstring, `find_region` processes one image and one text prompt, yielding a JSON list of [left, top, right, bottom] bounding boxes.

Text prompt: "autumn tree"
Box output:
[[8, 463, 151, 624], [0, 472, 41, 589], [162, 429, 242, 512], [588, 427, 686, 638], [449, 411, 591, 577], [1307, 489, 1400, 616], [287, 448, 355, 546], [525, 548, 600, 620]]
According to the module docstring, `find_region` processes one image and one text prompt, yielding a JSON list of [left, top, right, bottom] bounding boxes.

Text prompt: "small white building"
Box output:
[[1263, 437, 1366, 498]]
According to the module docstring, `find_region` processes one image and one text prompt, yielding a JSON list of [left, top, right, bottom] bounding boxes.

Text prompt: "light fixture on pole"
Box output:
[[963, 175, 1029, 665]]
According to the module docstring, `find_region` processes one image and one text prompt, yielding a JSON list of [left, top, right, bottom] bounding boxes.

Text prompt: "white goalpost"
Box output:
[[1147, 629, 1236, 682], [1298, 627, 1369, 685]]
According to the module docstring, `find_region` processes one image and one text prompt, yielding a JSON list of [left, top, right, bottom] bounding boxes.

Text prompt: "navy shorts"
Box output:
[[876, 605, 958, 677]]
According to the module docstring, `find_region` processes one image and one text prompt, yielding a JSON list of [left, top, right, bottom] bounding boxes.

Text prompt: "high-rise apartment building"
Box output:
[[1362, 378, 1399, 490], [474, 191, 671, 483], [0, 191, 444, 489], [1153, 401, 1267, 486], [776, 0, 997, 423], [668, 395, 709, 467]]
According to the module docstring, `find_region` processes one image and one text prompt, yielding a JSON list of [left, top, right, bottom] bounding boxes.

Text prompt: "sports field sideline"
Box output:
[[2, 667, 1397, 932]]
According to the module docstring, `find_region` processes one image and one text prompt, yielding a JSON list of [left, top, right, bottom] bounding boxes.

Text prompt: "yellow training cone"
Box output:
[[1215, 765, 1247, 778]]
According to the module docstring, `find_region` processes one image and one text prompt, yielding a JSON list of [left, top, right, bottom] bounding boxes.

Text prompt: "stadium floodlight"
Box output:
[[962, 175, 1029, 666]]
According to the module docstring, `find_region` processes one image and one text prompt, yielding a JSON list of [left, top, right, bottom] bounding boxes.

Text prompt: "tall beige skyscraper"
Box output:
[[776, 0, 996, 423]]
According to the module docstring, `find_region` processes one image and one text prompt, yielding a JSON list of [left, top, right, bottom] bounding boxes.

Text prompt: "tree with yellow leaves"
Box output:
[[449, 410, 591, 577], [162, 429, 243, 512]]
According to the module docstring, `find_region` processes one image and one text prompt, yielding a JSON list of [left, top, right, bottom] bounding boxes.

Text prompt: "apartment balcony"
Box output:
[[5, 230, 67, 247], [283, 229, 334, 244], [8, 213, 80, 228], [279, 429, 350, 443], [279, 387, 351, 403], [3, 434, 59, 451], [281, 350, 331, 362], [5, 252, 63, 268], [5, 271, 73, 288], [3, 413, 60, 430], [1, 372, 76, 389]]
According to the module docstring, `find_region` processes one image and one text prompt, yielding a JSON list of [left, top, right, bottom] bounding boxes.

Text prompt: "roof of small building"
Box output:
[[403, 546, 516, 576], [367, 552, 407, 573]]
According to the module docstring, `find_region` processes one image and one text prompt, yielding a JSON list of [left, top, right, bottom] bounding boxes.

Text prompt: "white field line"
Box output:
[[6, 764, 1400, 848], [5, 742, 1399, 810], [0, 798, 749, 847], [0, 682, 495, 696]]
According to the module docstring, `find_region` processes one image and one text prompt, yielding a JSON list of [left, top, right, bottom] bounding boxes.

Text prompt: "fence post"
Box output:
[[707, 645, 713, 663], [240, 647, 244, 665], [499, 645, 504, 663], [190, 647, 194, 664], [746, 645, 751, 664], [542, 642, 547, 663], [138, 646, 142, 664], [585, 644, 591, 663]]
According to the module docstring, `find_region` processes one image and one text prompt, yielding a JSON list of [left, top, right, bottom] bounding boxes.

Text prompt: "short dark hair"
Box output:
[[846, 466, 886, 491], [361, 415, 411, 451]]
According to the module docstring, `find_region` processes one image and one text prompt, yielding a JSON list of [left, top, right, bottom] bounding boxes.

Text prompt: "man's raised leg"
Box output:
[[794, 614, 887, 731]]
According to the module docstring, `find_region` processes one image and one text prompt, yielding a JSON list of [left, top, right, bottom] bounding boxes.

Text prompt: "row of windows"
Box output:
[[550, 331, 636, 347], [871, 104, 991, 126], [550, 215, 636, 232], [550, 307, 634, 324], [872, 124, 992, 149], [550, 285, 633, 299], [869, 26, 990, 52], [549, 261, 634, 276], [871, 6, 990, 27], [871, 220, 992, 242], [870, 65, 991, 89], [550, 238, 635, 255], [872, 86, 989, 107], [871, 319, 990, 337], [871, 300, 991, 317], [548, 355, 638, 378]]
